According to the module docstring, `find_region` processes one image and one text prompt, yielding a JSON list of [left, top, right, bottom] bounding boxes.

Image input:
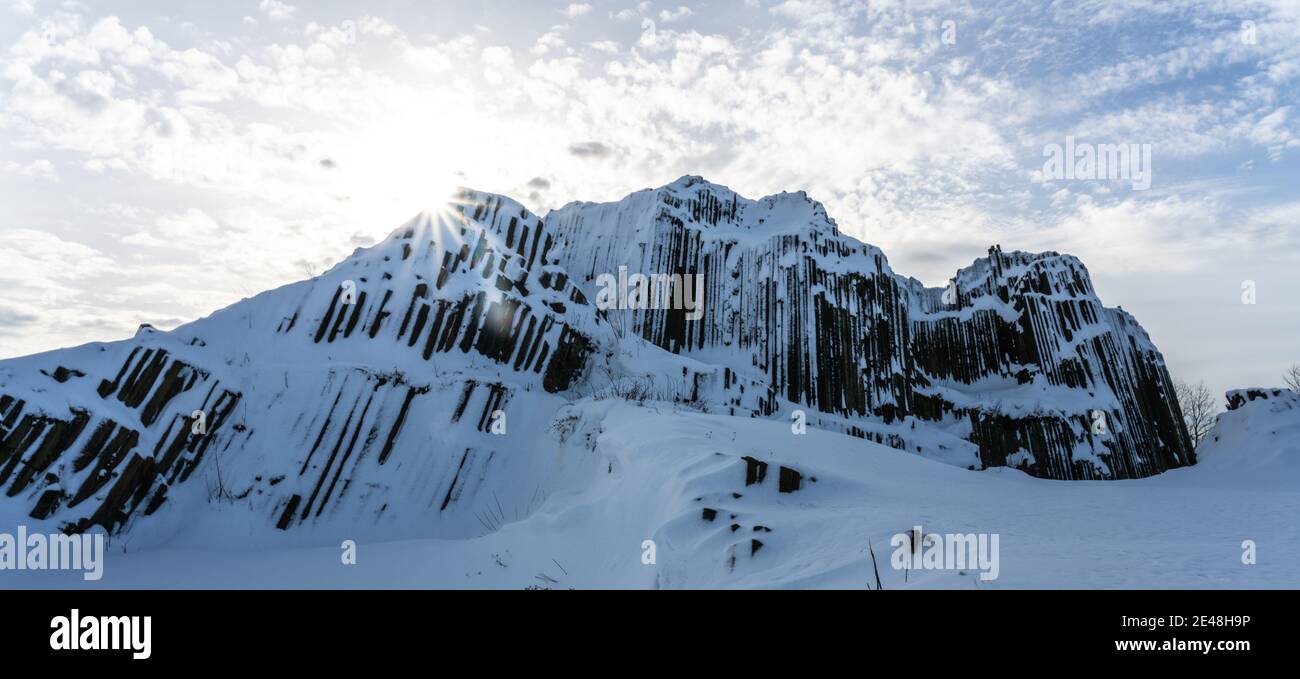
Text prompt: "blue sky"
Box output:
[[1, 0, 1297, 401]]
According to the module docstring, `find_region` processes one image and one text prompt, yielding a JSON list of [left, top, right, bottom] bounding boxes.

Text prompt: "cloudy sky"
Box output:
[[1, 0, 1297, 401]]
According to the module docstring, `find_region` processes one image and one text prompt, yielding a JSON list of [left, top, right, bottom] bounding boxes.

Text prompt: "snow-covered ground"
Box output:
[[5, 396, 1296, 590]]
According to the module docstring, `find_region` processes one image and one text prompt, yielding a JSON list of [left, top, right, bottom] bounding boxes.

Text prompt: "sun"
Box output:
[[335, 111, 476, 231]]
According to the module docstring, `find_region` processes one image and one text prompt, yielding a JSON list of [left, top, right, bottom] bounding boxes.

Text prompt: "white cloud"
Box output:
[[612, 3, 651, 22], [530, 30, 567, 56], [481, 46, 515, 84], [401, 42, 453, 71], [258, 0, 296, 22], [0, 228, 119, 353], [659, 7, 694, 23], [768, 0, 840, 26], [2, 158, 59, 181], [565, 3, 592, 17]]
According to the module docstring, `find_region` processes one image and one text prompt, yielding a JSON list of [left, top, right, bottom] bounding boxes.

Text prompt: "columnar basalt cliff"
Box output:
[[0, 177, 1194, 546], [547, 176, 1194, 479]]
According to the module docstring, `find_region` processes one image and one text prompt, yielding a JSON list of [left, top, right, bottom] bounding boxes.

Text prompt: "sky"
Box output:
[[0, 0, 1297, 403]]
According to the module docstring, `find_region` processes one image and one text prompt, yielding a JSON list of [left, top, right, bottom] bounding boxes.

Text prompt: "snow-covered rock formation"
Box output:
[[1193, 388, 1300, 487], [548, 176, 1192, 478], [0, 177, 1195, 547]]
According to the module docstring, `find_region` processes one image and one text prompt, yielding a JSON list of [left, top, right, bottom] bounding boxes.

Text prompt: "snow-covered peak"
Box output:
[[371, 189, 552, 259], [549, 176, 839, 246], [663, 174, 709, 190], [946, 247, 1095, 299]]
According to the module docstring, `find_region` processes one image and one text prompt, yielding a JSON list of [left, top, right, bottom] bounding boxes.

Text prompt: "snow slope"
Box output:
[[4, 399, 1294, 589], [0, 191, 620, 549]]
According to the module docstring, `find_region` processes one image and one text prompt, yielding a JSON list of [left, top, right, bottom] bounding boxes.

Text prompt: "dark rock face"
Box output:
[[297, 192, 599, 394], [1, 350, 240, 534], [547, 176, 1194, 479], [1227, 388, 1294, 411]]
